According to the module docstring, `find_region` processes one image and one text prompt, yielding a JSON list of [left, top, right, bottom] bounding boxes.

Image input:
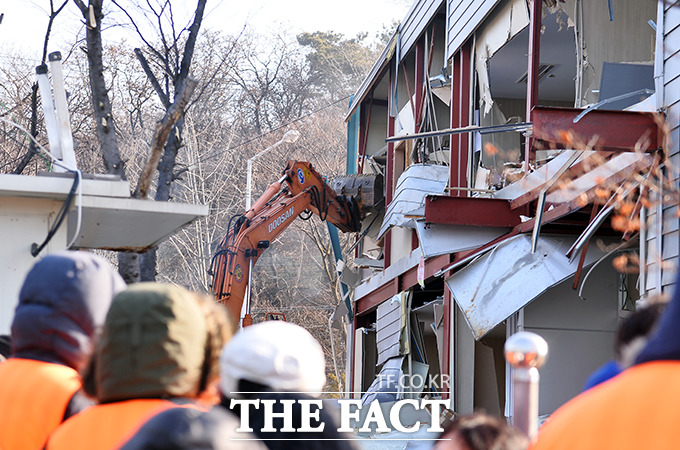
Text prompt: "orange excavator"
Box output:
[[210, 160, 380, 327]]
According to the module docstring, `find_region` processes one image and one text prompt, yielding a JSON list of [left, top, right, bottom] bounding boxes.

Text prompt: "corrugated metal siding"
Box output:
[[446, 0, 502, 60], [663, 2, 680, 291], [644, 197, 662, 294], [375, 294, 406, 365], [646, 3, 680, 295], [400, 0, 445, 60]]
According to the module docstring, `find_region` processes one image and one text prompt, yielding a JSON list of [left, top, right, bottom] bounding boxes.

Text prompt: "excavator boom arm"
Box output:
[[211, 161, 364, 326]]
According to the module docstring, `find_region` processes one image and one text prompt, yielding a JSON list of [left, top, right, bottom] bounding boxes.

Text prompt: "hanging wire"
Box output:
[[0, 116, 83, 257]]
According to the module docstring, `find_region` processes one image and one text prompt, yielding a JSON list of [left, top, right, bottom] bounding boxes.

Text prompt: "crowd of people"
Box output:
[[0, 251, 357, 450], [2, 249, 679, 450]]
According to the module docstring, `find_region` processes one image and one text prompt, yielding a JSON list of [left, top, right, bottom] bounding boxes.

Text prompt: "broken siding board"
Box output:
[[446, 0, 500, 60], [376, 295, 406, 365], [446, 235, 610, 340]]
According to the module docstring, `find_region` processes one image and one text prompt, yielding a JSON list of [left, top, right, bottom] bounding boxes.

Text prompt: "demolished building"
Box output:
[[341, 0, 676, 422]]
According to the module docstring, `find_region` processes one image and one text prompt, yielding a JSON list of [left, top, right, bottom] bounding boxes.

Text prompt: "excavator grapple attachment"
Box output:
[[330, 173, 384, 218]]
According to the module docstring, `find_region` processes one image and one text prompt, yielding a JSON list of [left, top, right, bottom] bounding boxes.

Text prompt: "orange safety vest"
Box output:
[[530, 361, 680, 450], [46, 398, 192, 450], [0, 358, 82, 450]]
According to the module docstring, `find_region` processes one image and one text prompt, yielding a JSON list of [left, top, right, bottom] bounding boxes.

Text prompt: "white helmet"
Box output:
[[219, 321, 326, 396]]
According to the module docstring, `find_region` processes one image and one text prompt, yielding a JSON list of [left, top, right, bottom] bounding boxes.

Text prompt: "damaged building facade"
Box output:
[[342, 0, 677, 422]]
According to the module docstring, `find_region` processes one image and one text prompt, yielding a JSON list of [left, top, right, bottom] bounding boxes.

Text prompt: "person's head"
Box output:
[[83, 282, 218, 403], [11, 251, 125, 371], [615, 301, 666, 368], [219, 321, 326, 398], [436, 413, 528, 450]]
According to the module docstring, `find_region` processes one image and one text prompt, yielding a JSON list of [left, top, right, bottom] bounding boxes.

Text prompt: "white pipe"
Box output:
[[245, 130, 300, 210], [654, 0, 665, 111], [328, 313, 343, 393], [246, 158, 253, 211], [48, 52, 77, 172], [35, 64, 62, 161], [346, 321, 353, 398]]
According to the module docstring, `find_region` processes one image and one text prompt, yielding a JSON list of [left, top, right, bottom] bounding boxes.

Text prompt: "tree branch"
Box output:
[[134, 48, 170, 108], [178, 0, 206, 82], [42, 0, 70, 64], [135, 77, 198, 199]]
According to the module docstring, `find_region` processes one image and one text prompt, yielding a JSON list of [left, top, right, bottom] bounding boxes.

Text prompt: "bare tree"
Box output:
[[73, 0, 126, 177], [13, 0, 71, 175], [71, 0, 218, 282]]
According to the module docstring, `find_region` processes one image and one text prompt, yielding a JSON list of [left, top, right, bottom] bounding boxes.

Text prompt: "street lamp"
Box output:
[[242, 129, 300, 328], [246, 130, 300, 211]]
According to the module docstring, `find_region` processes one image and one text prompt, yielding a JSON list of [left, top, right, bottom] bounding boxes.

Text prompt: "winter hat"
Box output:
[[91, 283, 208, 403], [219, 321, 326, 396], [12, 251, 125, 371]]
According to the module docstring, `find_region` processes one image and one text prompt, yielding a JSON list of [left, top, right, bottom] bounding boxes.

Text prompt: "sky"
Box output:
[[0, 0, 413, 64]]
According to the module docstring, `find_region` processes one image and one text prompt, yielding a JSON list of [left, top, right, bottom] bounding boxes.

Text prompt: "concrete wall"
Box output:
[[0, 197, 67, 333]]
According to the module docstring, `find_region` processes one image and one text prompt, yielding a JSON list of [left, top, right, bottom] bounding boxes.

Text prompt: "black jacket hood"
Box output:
[[636, 274, 680, 364], [11, 251, 125, 371]]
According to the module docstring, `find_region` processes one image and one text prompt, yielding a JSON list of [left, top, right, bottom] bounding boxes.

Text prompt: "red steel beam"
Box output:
[[355, 254, 451, 317], [450, 43, 471, 196], [400, 254, 450, 291], [442, 287, 451, 399], [425, 195, 527, 227], [514, 200, 582, 234], [355, 278, 399, 316], [532, 106, 663, 152]]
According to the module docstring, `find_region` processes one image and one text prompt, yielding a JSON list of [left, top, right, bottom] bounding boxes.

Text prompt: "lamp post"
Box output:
[[505, 331, 548, 438], [241, 129, 300, 327], [246, 129, 300, 211]]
